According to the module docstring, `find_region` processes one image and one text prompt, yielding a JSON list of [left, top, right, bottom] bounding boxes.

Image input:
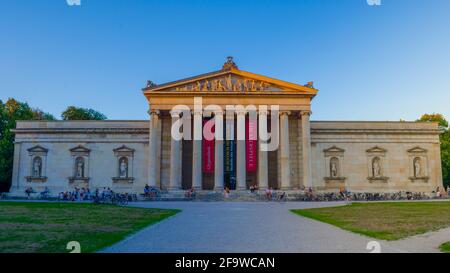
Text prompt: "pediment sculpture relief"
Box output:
[[173, 75, 279, 92]]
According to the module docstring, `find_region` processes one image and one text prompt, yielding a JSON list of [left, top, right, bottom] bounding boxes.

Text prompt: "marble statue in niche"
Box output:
[[330, 157, 339, 178], [32, 157, 42, 177], [414, 157, 421, 177], [372, 157, 381, 177], [119, 157, 128, 178], [75, 157, 85, 178]]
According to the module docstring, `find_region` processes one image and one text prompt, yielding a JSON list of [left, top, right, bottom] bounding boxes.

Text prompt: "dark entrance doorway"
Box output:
[[268, 150, 279, 189], [181, 140, 193, 190]]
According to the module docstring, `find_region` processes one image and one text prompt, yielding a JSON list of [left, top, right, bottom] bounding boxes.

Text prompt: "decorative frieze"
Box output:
[[174, 74, 277, 92]]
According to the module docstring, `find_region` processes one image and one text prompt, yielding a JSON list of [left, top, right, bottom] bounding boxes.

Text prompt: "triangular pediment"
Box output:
[[407, 146, 428, 153], [27, 145, 48, 153], [113, 145, 135, 157], [323, 146, 345, 153], [143, 67, 317, 94], [113, 145, 135, 153], [366, 146, 387, 153], [70, 145, 91, 153]]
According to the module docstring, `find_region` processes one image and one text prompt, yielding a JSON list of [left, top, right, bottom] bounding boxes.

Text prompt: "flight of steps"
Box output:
[[150, 190, 278, 202], [140, 190, 268, 202]]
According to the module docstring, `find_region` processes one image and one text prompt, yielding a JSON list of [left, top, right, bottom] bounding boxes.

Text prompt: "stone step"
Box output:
[[140, 197, 194, 202]]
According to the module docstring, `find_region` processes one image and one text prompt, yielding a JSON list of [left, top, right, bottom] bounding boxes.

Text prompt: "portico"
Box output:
[[142, 58, 316, 191]]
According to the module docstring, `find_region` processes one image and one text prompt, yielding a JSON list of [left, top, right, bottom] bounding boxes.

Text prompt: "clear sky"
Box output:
[[0, 0, 449, 121]]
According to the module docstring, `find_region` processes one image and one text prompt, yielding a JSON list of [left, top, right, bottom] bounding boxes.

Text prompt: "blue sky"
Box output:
[[0, 0, 449, 121]]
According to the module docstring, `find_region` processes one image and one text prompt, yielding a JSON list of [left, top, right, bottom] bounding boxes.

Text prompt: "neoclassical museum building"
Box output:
[[10, 58, 443, 195]]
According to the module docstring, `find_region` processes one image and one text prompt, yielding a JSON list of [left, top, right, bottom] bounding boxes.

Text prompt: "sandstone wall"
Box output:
[[310, 121, 443, 192], [11, 121, 149, 195], [10, 120, 444, 195]]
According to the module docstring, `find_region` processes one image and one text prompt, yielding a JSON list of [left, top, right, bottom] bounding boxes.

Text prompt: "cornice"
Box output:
[[11, 128, 149, 135], [311, 129, 441, 135]]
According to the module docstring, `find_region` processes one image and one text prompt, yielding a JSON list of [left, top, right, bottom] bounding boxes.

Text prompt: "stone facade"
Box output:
[[10, 120, 442, 195], [11, 121, 149, 194], [10, 60, 443, 195], [310, 121, 442, 192]]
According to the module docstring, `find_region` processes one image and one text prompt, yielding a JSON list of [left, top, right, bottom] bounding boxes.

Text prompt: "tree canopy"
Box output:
[[418, 113, 450, 188], [0, 99, 106, 192], [61, 106, 107, 121], [440, 129, 450, 189], [0, 99, 56, 191], [417, 113, 449, 129]]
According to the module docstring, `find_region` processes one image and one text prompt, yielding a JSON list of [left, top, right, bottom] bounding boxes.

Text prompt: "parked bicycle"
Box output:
[[93, 191, 131, 206]]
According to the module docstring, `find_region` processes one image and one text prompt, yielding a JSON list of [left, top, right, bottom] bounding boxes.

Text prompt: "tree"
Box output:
[[0, 98, 55, 192], [61, 106, 107, 120], [417, 113, 449, 130], [440, 130, 450, 189], [418, 113, 450, 188], [32, 109, 57, 121]]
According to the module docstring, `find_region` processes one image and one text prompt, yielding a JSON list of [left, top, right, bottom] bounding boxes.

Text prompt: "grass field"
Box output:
[[0, 202, 179, 253], [292, 202, 450, 241], [440, 242, 450, 253]]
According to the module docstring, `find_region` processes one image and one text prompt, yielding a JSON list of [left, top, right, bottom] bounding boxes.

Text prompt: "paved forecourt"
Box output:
[[101, 201, 413, 253]]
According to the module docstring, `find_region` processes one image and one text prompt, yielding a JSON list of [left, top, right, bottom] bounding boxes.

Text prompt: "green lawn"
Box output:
[[0, 202, 179, 253], [440, 242, 450, 253], [292, 202, 450, 241]]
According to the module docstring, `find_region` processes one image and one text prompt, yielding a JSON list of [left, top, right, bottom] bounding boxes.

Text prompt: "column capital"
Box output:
[[213, 110, 224, 116], [225, 112, 235, 120], [301, 110, 312, 117], [148, 109, 160, 116], [258, 108, 269, 115], [170, 109, 183, 118], [203, 109, 224, 117], [192, 109, 203, 116], [235, 109, 247, 116], [280, 110, 291, 116]]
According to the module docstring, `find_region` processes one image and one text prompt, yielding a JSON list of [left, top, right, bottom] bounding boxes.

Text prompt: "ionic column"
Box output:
[[169, 110, 183, 190], [148, 109, 160, 188], [257, 109, 269, 190], [192, 110, 203, 190], [214, 110, 224, 191], [280, 111, 291, 189], [236, 109, 247, 190], [301, 111, 313, 188]]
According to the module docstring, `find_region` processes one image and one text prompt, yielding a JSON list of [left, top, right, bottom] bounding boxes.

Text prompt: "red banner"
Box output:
[[246, 118, 257, 172], [202, 119, 215, 173]]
